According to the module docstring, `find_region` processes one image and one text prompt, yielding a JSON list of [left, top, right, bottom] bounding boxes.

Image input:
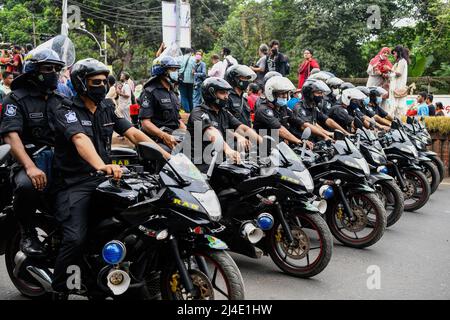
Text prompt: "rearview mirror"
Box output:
[[137, 143, 166, 162], [302, 127, 312, 140], [406, 117, 414, 125], [334, 130, 346, 141]]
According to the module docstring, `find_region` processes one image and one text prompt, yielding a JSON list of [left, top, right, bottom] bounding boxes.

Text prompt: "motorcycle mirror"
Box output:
[[406, 117, 414, 125], [391, 120, 400, 130], [354, 117, 364, 130], [302, 127, 312, 140], [137, 143, 166, 163], [334, 130, 346, 141]]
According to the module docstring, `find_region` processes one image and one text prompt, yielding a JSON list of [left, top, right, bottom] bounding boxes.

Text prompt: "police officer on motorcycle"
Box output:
[[253, 76, 316, 147], [293, 79, 351, 140], [187, 77, 261, 171], [50, 58, 169, 296], [139, 56, 187, 152], [0, 48, 66, 257], [225, 65, 257, 127]]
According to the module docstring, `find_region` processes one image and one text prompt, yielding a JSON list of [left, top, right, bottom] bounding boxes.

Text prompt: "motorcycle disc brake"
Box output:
[[279, 226, 310, 260]]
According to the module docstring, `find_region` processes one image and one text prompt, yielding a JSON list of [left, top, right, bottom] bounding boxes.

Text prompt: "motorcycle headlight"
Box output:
[[294, 170, 315, 193], [192, 190, 222, 222]]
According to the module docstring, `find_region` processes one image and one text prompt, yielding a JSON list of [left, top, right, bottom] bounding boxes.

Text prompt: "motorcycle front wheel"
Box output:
[[421, 161, 440, 194], [374, 180, 404, 227], [402, 170, 431, 212], [160, 249, 245, 300], [327, 193, 387, 249]]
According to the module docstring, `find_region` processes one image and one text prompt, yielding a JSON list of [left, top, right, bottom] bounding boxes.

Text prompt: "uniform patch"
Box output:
[[212, 121, 219, 128], [81, 120, 92, 126], [160, 98, 171, 104], [5, 104, 17, 117], [29, 112, 44, 119], [65, 111, 78, 123], [201, 113, 210, 121], [301, 109, 307, 116], [142, 99, 150, 108], [265, 109, 274, 117]]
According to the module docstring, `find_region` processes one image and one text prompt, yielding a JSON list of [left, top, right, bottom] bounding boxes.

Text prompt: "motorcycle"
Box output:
[[404, 117, 443, 192], [207, 130, 333, 278], [378, 120, 431, 212], [0, 143, 245, 300], [351, 120, 405, 228], [298, 131, 387, 249]]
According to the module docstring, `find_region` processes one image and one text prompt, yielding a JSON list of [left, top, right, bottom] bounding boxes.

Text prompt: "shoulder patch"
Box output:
[[142, 99, 150, 108], [5, 104, 17, 117], [200, 113, 210, 121], [65, 111, 78, 124], [265, 109, 274, 117]]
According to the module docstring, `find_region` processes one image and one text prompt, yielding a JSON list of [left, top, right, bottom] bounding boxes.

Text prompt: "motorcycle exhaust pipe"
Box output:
[[26, 266, 53, 292], [241, 222, 264, 244]]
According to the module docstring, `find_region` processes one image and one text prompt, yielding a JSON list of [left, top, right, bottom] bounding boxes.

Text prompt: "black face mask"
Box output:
[[238, 80, 250, 91], [313, 95, 323, 105], [35, 72, 59, 93], [215, 98, 228, 109], [272, 48, 278, 55], [87, 85, 107, 104]]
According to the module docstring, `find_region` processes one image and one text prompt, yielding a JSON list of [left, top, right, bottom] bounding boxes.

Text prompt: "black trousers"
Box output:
[[52, 176, 104, 292], [13, 169, 41, 229]]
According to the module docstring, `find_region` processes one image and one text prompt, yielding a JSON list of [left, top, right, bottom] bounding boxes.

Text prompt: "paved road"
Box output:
[[1, 185, 450, 300]]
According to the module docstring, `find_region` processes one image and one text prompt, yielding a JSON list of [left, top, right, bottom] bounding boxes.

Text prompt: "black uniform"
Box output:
[[227, 91, 251, 127], [363, 102, 389, 119], [0, 85, 65, 228], [293, 100, 329, 127], [51, 96, 132, 292], [253, 99, 304, 139], [328, 104, 354, 132], [138, 79, 182, 133], [187, 105, 242, 168]]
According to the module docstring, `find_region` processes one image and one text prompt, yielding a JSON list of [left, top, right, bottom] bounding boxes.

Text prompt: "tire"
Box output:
[[5, 228, 52, 300], [327, 193, 387, 249], [402, 170, 431, 212], [375, 180, 404, 228], [160, 250, 245, 300], [266, 212, 333, 278], [421, 161, 440, 194], [430, 155, 445, 184]]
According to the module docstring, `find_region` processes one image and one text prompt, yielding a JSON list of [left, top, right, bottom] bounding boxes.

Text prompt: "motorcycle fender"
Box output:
[[418, 155, 431, 162], [198, 234, 229, 251], [347, 183, 375, 194], [368, 173, 394, 185]]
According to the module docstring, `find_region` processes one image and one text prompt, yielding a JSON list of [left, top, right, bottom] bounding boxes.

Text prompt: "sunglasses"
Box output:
[[39, 65, 63, 73], [89, 79, 108, 86]]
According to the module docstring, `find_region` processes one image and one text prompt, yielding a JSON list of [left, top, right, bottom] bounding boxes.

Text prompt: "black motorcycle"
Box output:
[[352, 122, 405, 228], [405, 116, 444, 184], [208, 132, 333, 279], [0, 143, 245, 300], [403, 117, 443, 193], [378, 120, 431, 212], [298, 131, 387, 249]]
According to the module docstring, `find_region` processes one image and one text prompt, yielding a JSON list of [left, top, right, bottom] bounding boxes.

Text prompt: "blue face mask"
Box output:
[[276, 98, 288, 107], [168, 71, 179, 83], [364, 97, 370, 106], [377, 97, 382, 105]]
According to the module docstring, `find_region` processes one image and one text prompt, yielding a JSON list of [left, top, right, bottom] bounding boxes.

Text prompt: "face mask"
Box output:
[[215, 98, 228, 109], [313, 95, 323, 105], [377, 97, 382, 105], [332, 89, 340, 97], [87, 85, 107, 104], [276, 98, 288, 107], [35, 72, 59, 93], [195, 55, 202, 61], [272, 48, 278, 55], [169, 71, 179, 83], [349, 101, 360, 111], [238, 80, 250, 91], [364, 97, 370, 106]]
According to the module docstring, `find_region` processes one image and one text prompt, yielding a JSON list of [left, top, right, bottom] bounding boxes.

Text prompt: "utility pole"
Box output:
[[61, 0, 69, 36], [175, 0, 181, 48], [104, 25, 108, 65]]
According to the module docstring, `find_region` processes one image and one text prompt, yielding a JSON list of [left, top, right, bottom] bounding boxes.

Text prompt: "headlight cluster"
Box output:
[[192, 190, 222, 222]]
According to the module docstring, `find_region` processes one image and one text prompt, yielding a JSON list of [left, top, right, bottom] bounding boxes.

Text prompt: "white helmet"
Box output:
[[309, 71, 332, 82], [342, 88, 367, 106], [265, 76, 296, 103]]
